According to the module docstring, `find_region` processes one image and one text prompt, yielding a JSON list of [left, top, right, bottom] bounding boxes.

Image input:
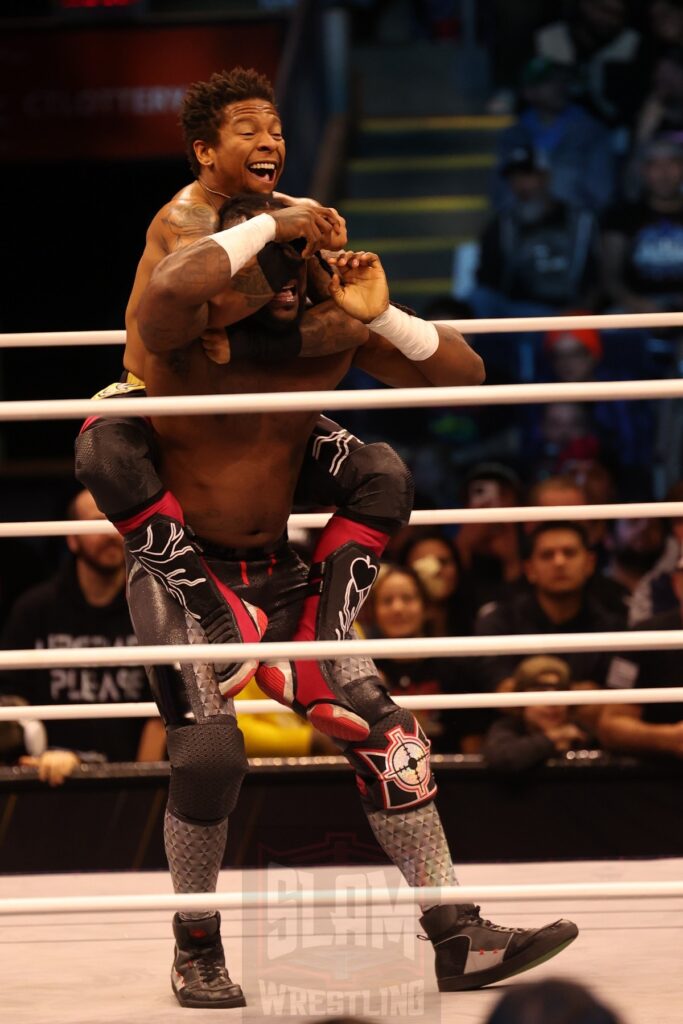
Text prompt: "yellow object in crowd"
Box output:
[[235, 678, 313, 756]]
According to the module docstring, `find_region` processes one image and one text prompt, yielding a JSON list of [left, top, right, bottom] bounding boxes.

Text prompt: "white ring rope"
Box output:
[[0, 331, 125, 348], [3, 501, 683, 539], [0, 630, 679, 671], [0, 378, 682, 422], [0, 686, 679, 723], [3, 311, 683, 348], [0, 880, 681, 917]]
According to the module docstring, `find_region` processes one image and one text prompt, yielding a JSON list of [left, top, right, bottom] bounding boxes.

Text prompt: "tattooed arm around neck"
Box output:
[[124, 193, 275, 374], [137, 204, 340, 353], [137, 233, 240, 352]]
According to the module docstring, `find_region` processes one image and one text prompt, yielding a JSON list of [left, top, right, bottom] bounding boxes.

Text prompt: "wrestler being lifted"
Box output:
[[122, 193, 577, 1008], [77, 68, 416, 739]]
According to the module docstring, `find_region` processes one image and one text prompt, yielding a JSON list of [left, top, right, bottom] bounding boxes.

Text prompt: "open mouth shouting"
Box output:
[[247, 160, 279, 187], [269, 280, 300, 313]]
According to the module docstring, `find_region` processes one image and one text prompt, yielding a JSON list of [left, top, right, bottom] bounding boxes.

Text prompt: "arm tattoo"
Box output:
[[299, 304, 367, 357], [162, 202, 217, 251], [229, 264, 275, 310]]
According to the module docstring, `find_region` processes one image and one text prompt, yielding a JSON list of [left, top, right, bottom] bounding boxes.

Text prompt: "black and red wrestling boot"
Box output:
[[171, 912, 246, 1009], [420, 903, 578, 991]]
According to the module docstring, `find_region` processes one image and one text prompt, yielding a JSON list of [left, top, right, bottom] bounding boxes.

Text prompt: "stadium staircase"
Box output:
[[339, 42, 511, 312]]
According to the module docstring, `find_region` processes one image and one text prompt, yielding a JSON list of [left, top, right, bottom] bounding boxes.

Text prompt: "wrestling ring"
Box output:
[[1, 310, 683, 1024]]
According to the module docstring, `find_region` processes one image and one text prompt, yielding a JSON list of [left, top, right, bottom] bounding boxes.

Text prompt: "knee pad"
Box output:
[[167, 719, 248, 823], [345, 705, 438, 812], [75, 417, 162, 519], [336, 443, 414, 534]]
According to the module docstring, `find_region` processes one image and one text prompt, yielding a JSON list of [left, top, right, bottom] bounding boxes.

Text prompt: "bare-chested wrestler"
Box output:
[[120, 193, 577, 1008], [76, 67, 417, 738]]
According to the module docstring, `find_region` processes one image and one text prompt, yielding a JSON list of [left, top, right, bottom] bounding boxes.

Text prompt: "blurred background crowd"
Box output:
[[1, 0, 683, 784]]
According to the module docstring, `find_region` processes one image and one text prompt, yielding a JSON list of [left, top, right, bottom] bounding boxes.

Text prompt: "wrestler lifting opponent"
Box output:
[[77, 67, 419, 731], [122, 195, 577, 1007]]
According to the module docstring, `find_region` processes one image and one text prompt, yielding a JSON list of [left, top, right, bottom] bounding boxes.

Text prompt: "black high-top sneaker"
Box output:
[[420, 903, 578, 991], [171, 912, 246, 1008]]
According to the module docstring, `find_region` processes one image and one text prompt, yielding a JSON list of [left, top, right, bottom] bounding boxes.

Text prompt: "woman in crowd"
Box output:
[[367, 565, 489, 752]]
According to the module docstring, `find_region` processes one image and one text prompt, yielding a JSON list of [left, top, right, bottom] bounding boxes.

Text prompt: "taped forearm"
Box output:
[[368, 303, 439, 361]]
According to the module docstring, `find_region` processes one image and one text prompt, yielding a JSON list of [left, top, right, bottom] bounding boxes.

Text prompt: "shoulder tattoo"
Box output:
[[162, 202, 218, 250]]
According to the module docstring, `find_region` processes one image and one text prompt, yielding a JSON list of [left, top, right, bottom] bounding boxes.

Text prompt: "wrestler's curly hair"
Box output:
[[180, 67, 276, 176]]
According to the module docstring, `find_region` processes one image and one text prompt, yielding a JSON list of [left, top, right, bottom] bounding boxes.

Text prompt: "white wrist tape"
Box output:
[[368, 303, 439, 361], [209, 213, 276, 275]]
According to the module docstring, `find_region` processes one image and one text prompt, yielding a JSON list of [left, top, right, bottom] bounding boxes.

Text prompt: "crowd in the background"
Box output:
[[4, 469, 682, 778], [392, 0, 683, 509], [359, 457, 683, 769]]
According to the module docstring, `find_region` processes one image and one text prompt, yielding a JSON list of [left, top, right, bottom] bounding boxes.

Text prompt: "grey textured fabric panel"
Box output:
[[185, 612, 234, 718], [330, 654, 379, 689], [366, 801, 457, 890], [164, 809, 228, 920]]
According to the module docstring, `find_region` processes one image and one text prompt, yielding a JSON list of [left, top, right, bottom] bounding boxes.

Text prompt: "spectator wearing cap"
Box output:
[[471, 145, 599, 324], [603, 136, 683, 312], [451, 464, 526, 622], [600, 549, 683, 758], [482, 656, 593, 773], [543, 322, 603, 381], [473, 521, 625, 700], [535, 322, 655, 494], [495, 57, 616, 211]]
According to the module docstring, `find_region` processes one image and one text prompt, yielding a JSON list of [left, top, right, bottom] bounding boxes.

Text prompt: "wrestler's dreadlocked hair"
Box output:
[[180, 67, 277, 177]]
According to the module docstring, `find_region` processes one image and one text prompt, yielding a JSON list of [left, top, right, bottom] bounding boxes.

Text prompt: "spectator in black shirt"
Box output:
[[483, 656, 592, 773], [470, 146, 599, 321], [0, 489, 160, 784], [602, 136, 683, 312], [474, 522, 625, 696], [604, 516, 668, 596], [599, 550, 683, 757]]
